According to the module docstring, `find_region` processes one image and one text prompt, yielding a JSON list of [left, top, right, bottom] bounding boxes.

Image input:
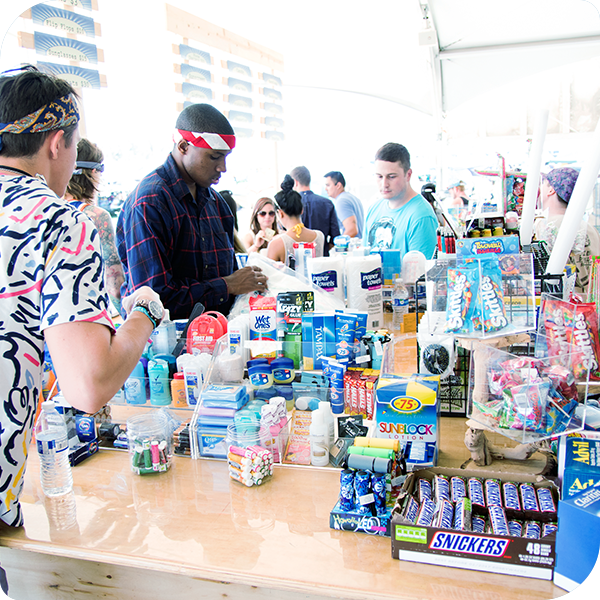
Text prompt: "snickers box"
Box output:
[[391, 467, 558, 580]]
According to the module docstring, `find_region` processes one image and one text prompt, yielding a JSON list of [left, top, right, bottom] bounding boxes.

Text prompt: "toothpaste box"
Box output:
[[302, 312, 336, 370], [554, 480, 600, 591], [561, 437, 600, 498], [391, 467, 558, 580], [375, 374, 440, 467]]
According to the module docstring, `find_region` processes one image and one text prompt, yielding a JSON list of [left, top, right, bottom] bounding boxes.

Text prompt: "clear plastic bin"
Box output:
[[127, 411, 173, 475]]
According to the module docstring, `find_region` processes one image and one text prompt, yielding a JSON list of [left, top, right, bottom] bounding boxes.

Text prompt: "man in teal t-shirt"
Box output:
[[364, 143, 438, 260]]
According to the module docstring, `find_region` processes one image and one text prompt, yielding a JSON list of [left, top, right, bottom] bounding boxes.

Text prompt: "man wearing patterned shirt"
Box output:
[[117, 104, 268, 320], [0, 67, 161, 544]]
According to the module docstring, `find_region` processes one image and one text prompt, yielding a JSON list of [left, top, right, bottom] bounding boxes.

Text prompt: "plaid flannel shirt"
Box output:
[[116, 155, 236, 319]]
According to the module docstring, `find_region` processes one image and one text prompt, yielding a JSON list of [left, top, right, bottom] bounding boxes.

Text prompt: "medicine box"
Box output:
[[391, 467, 558, 580], [375, 375, 440, 468], [554, 481, 600, 591], [561, 437, 600, 498]]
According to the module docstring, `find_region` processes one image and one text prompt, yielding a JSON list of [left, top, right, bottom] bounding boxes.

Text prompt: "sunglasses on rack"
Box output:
[[258, 210, 276, 217]]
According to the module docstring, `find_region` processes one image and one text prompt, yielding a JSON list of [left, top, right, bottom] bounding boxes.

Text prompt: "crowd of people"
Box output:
[[0, 65, 595, 580]]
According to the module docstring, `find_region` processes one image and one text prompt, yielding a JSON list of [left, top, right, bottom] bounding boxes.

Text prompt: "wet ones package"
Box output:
[[445, 265, 477, 335]]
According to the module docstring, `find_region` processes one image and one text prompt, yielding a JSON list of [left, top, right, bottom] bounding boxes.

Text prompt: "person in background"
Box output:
[[64, 138, 125, 313], [0, 67, 162, 540], [290, 165, 340, 256], [446, 181, 471, 210], [219, 189, 246, 254], [534, 166, 600, 291], [323, 170, 364, 238], [243, 196, 280, 254], [267, 175, 324, 266], [364, 142, 438, 261], [116, 103, 268, 320]]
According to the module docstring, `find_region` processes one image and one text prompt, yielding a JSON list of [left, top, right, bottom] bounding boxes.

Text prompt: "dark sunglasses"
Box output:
[[73, 161, 104, 175], [258, 210, 276, 217]]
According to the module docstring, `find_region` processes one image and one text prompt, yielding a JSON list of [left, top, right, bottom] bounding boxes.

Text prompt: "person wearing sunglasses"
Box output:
[[64, 138, 125, 313], [243, 196, 280, 253], [267, 175, 324, 266]]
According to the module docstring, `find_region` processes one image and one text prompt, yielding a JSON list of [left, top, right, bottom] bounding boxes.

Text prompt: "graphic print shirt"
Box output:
[[0, 173, 114, 527]]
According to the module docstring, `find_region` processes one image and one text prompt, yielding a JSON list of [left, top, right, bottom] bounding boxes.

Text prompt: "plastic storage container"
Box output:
[[35, 400, 73, 496], [127, 412, 173, 475]]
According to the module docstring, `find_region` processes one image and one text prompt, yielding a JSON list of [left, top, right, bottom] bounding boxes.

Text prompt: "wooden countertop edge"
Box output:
[[3, 540, 402, 600]]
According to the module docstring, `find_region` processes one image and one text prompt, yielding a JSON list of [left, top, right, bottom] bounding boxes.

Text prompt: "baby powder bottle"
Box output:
[[170, 372, 188, 408], [148, 359, 171, 406], [319, 401, 335, 449]]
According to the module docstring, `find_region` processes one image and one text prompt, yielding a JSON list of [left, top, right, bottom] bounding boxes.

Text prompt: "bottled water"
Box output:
[[392, 277, 409, 330], [35, 400, 73, 497]]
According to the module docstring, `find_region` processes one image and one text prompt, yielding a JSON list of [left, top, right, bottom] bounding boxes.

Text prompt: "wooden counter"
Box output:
[[0, 418, 566, 600]]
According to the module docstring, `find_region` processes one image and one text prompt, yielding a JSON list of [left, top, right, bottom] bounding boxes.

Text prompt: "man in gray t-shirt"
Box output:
[[324, 170, 365, 239]]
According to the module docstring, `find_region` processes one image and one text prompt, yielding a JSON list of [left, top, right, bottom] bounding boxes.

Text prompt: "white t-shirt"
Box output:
[[0, 173, 114, 526]]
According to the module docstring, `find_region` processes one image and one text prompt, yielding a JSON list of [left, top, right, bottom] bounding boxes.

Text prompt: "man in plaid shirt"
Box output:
[[117, 104, 267, 319]]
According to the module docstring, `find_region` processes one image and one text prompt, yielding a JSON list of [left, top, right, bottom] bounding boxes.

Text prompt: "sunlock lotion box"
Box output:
[[375, 375, 440, 466]]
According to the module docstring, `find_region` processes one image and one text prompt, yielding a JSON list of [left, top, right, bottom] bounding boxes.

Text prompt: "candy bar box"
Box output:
[[391, 467, 559, 580]]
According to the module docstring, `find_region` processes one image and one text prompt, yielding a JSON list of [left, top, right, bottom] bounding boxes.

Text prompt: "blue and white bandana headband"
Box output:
[[0, 94, 80, 151]]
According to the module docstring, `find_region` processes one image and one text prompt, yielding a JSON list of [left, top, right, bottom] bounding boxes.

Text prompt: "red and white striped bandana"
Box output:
[[174, 129, 236, 151]]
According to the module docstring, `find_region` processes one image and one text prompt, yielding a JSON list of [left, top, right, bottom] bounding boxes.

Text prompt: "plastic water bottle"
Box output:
[[392, 277, 409, 330], [35, 401, 73, 497]]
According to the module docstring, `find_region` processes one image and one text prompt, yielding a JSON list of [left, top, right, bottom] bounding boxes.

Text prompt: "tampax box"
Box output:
[[554, 481, 600, 591], [391, 467, 559, 580], [302, 312, 336, 370], [375, 374, 440, 466], [561, 436, 600, 498]]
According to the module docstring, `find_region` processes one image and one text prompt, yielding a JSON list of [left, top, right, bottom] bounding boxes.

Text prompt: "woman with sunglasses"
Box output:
[[267, 175, 324, 266], [64, 138, 125, 312], [243, 196, 280, 254]]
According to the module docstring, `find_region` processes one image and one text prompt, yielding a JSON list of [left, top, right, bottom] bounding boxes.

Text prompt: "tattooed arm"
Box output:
[[83, 204, 126, 307]]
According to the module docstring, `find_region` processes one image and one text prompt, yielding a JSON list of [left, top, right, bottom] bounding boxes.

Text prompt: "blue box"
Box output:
[[302, 312, 336, 370], [562, 437, 600, 498], [375, 375, 440, 467], [554, 481, 600, 591]]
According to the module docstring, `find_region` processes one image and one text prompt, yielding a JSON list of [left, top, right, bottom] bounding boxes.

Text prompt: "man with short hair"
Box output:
[[535, 166, 600, 291], [0, 67, 160, 538], [117, 104, 268, 319], [324, 170, 364, 238], [364, 142, 438, 260], [290, 165, 340, 256]]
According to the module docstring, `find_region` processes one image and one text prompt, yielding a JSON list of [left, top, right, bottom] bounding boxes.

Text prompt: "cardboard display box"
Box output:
[[330, 501, 392, 537], [375, 374, 440, 469], [561, 436, 600, 498], [554, 481, 600, 592], [391, 467, 558, 580]]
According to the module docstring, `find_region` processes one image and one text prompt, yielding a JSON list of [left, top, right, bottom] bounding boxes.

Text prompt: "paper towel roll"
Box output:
[[345, 254, 384, 329], [307, 255, 345, 303]]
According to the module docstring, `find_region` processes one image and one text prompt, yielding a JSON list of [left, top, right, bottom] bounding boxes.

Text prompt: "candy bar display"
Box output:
[[391, 468, 560, 579]]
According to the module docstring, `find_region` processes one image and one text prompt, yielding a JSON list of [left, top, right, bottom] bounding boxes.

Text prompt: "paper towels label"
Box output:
[[360, 268, 382, 290], [311, 270, 338, 291]]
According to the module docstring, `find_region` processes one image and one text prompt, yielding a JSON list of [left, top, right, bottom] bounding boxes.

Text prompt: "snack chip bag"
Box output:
[[566, 302, 600, 381], [476, 259, 509, 334], [445, 264, 477, 335]]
